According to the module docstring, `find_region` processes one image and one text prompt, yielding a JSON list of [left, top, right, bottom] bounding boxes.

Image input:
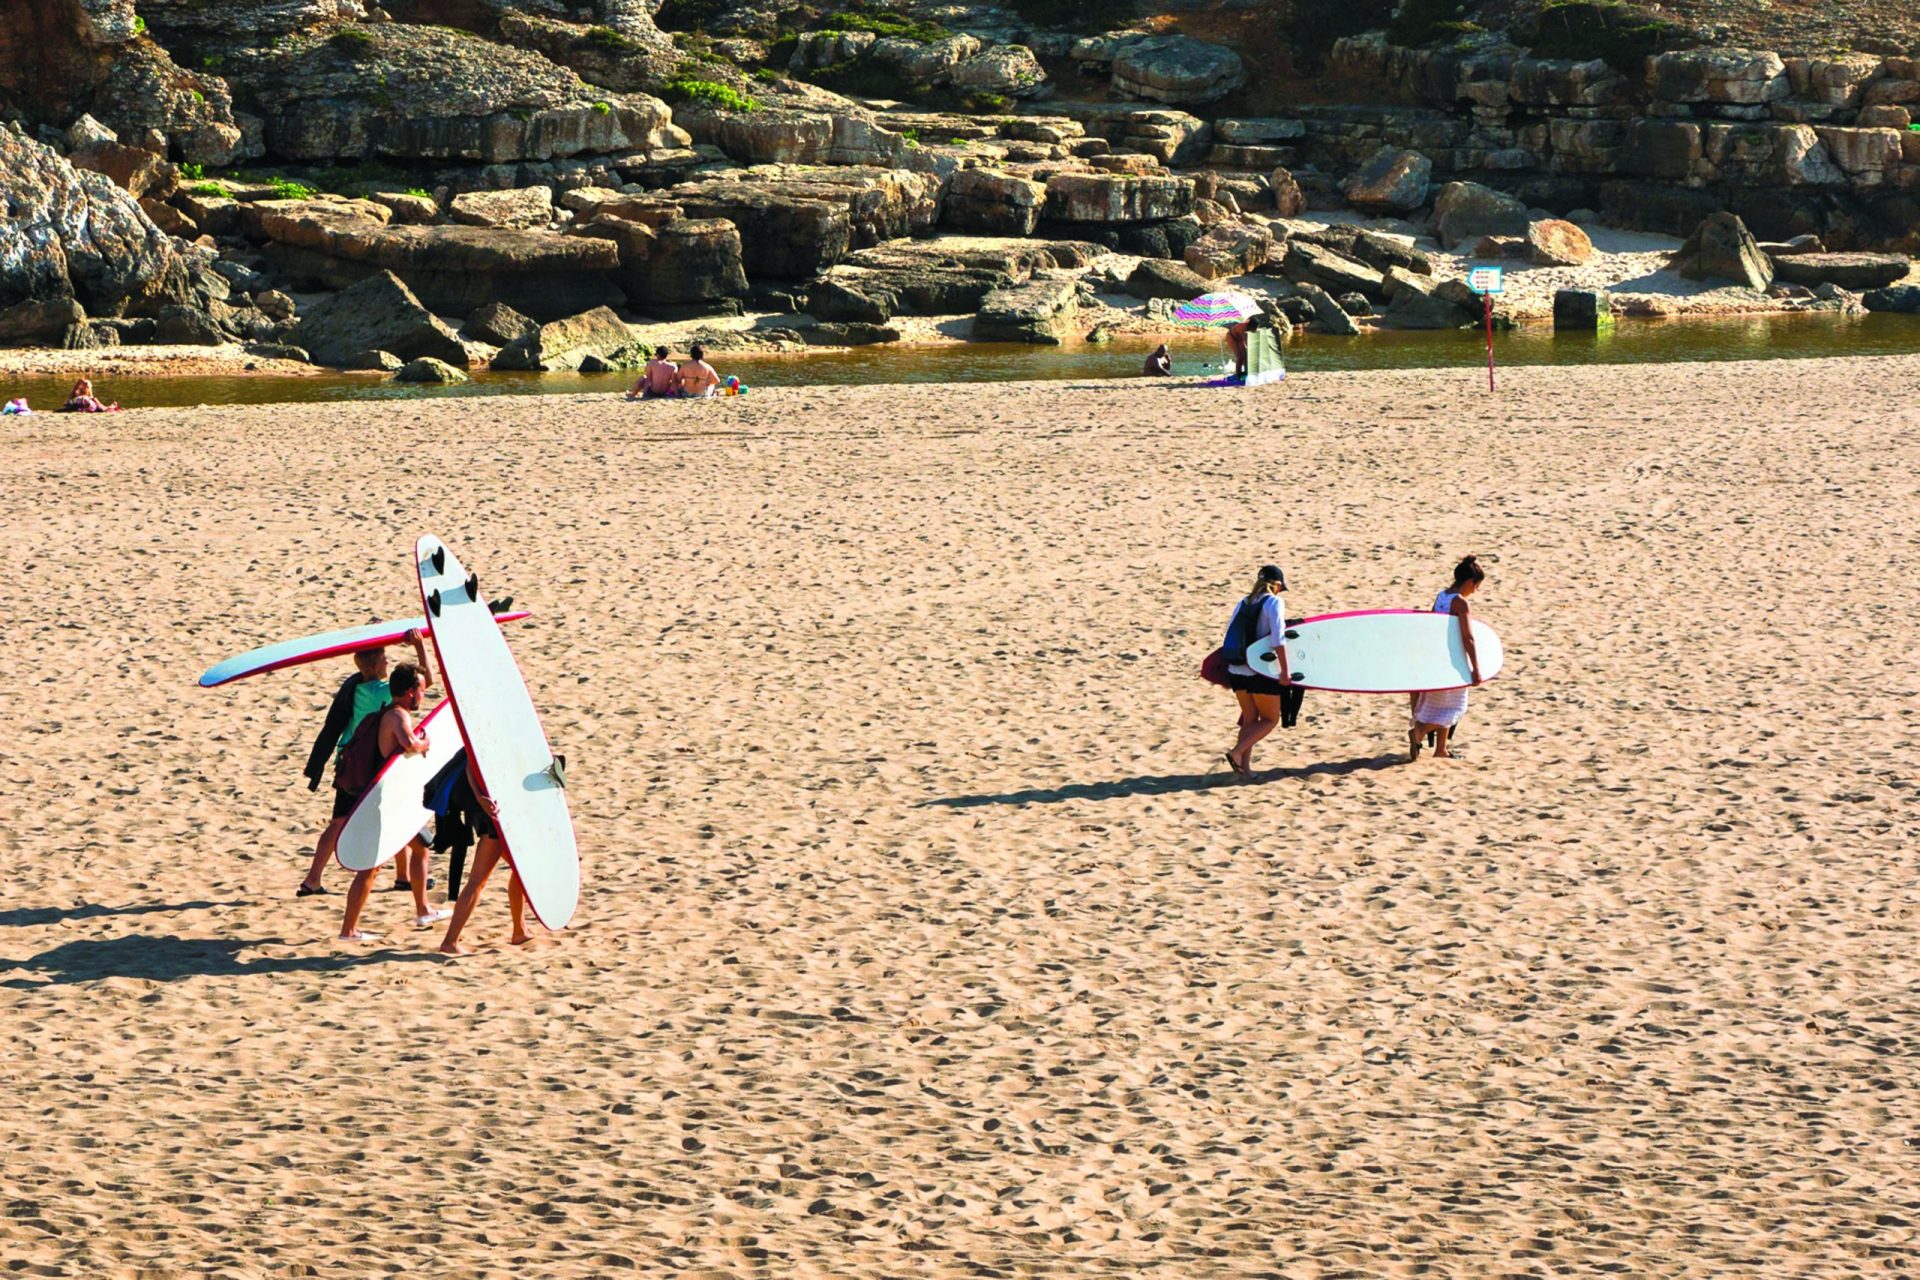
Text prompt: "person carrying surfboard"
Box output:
[[335, 663, 445, 941], [1223, 564, 1294, 776], [434, 754, 531, 956], [1409, 555, 1487, 761], [297, 628, 435, 896]]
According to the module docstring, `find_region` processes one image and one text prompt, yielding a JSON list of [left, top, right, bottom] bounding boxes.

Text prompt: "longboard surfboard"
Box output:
[[198, 610, 529, 688], [1247, 609, 1504, 694], [417, 535, 579, 930], [335, 698, 465, 873]]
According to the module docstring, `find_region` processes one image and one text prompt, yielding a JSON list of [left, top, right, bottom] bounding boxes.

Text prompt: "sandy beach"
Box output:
[[0, 357, 1916, 1277]]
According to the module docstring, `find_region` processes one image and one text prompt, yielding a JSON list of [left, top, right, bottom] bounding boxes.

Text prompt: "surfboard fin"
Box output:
[[1290, 672, 1304, 683], [464, 572, 479, 602], [544, 755, 568, 789], [427, 589, 441, 618], [488, 596, 514, 615], [1283, 629, 1299, 640], [430, 546, 446, 574]]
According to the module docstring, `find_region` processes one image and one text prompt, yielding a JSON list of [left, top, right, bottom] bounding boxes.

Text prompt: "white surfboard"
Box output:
[[417, 536, 579, 930], [1247, 609, 1504, 694], [198, 610, 529, 688], [335, 699, 465, 872]]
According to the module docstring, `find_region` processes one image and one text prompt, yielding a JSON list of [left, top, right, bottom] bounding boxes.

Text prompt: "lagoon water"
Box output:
[[6, 312, 1918, 410]]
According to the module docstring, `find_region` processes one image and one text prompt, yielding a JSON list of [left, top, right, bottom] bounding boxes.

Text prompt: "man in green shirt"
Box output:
[[296, 629, 435, 896]]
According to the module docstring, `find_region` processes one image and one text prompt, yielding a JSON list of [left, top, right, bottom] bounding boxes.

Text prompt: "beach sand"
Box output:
[[0, 357, 1915, 1277]]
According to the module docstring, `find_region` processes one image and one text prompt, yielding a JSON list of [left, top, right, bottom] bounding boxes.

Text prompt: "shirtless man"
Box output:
[[626, 347, 681, 399], [298, 629, 435, 896], [337, 663, 443, 941]]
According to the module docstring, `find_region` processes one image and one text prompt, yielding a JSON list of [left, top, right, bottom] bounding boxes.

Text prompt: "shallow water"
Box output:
[[6, 311, 1918, 410]]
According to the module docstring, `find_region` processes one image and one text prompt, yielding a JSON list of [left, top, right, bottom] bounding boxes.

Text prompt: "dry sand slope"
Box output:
[[0, 356, 1916, 1278]]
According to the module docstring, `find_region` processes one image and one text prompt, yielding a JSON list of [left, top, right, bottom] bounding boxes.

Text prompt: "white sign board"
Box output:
[[1467, 266, 1505, 295]]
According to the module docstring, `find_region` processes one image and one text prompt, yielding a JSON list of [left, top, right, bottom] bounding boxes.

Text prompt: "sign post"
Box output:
[[1467, 265, 1504, 393]]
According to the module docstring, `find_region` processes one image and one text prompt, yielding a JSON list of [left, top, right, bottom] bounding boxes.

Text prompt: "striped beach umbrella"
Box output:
[[1172, 290, 1262, 326]]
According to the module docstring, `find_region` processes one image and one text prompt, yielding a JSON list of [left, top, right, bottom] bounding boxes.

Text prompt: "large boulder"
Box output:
[[1433, 181, 1530, 250], [293, 270, 470, 368], [0, 297, 87, 342], [1553, 288, 1614, 330], [0, 1, 244, 165], [1769, 253, 1911, 290], [575, 216, 748, 310], [1382, 273, 1473, 330], [67, 139, 169, 199], [1647, 49, 1789, 104], [868, 35, 985, 88], [1043, 172, 1194, 224], [249, 197, 625, 319], [491, 305, 631, 371], [220, 24, 676, 164], [394, 356, 469, 384], [1124, 258, 1212, 301], [464, 301, 538, 346], [1525, 219, 1595, 266], [1342, 147, 1432, 214], [950, 45, 1047, 98], [1184, 224, 1272, 280], [0, 125, 186, 324], [1863, 285, 1920, 312], [1111, 35, 1246, 105], [944, 168, 1048, 236], [1271, 166, 1305, 217], [972, 277, 1078, 344], [449, 187, 555, 231], [1295, 282, 1360, 336], [1349, 230, 1434, 277], [1672, 211, 1773, 290], [1283, 241, 1386, 300]]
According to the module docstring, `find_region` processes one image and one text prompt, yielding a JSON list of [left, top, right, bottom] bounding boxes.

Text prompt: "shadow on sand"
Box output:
[[920, 753, 1406, 808], [0, 933, 435, 988], [0, 900, 248, 929]]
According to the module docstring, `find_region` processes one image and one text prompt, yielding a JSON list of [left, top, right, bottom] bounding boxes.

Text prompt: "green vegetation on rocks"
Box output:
[[664, 72, 761, 112], [1518, 1, 1692, 71], [1386, 0, 1480, 47], [815, 11, 950, 44], [585, 25, 648, 53]]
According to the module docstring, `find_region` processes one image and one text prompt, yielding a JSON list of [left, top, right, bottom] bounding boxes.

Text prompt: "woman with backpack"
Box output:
[[1223, 564, 1292, 776]]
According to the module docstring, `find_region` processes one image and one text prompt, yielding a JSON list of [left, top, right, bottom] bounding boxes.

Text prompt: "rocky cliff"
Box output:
[[1, 0, 1916, 366]]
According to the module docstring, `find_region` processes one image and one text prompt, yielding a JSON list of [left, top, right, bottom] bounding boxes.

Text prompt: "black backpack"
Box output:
[[333, 707, 391, 796], [1222, 596, 1267, 665]]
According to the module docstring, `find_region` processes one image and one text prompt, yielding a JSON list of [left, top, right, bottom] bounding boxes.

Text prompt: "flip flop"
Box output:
[[296, 883, 330, 897], [415, 909, 452, 928], [1223, 751, 1250, 777], [339, 930, 382, 942], [388, 880, 413, 892]]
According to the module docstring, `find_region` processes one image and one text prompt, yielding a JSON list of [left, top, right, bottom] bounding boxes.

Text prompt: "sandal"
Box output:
[[296, 883, 330, 897]]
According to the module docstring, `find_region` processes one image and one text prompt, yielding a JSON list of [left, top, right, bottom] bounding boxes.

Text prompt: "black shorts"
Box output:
[[1229, 672, 1285, 696], [331, 788, 363, 821], [450, 782, 498, 841]]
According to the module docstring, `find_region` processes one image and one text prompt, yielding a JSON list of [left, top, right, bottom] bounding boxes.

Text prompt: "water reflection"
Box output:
[[3, 312, 1916, 411]]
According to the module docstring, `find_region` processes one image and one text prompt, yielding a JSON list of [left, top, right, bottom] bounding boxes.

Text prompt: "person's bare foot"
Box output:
[[438, 941, 474, 956], [1432, 748, 1451, 759], [510, 931, 533, 946]]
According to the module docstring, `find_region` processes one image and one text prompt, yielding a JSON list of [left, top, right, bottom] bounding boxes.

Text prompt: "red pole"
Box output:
[[1484, 295, 1495, 393]]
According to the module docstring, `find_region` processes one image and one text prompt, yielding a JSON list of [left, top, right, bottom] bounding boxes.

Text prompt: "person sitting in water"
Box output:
[[627, 347, 682, 400], [61, 378, 119, 413], [676, 344, 722, 399], [1143, 344, 1172, 377]]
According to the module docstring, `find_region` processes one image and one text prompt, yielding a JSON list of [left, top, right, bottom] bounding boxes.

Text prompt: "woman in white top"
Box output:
[[1409, 554, 1486, 760], [1223, 563, 1292, 776]]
